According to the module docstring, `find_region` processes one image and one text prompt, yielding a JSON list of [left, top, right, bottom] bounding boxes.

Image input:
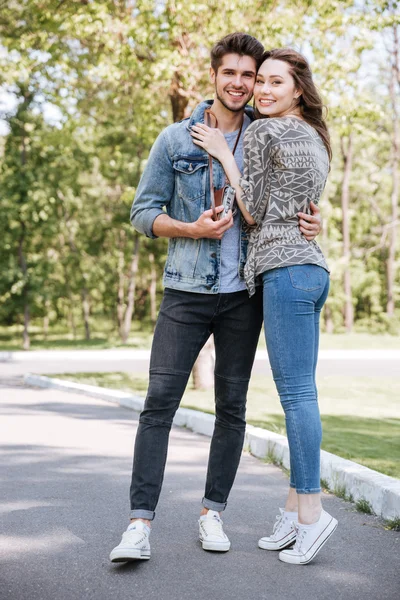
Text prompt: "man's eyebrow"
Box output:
[[221, 68, 256, 76]]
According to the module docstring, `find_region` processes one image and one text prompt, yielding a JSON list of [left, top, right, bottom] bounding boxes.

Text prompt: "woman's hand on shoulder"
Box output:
[[190, 123, 230, 161]]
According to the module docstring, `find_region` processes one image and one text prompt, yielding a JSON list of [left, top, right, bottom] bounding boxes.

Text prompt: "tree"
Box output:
[[387, 23, 399, 317]]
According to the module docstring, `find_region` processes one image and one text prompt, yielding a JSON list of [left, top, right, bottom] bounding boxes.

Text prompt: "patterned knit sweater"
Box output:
[[238, 116, 330, 296]]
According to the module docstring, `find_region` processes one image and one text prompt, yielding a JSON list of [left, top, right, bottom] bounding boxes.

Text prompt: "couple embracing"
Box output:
[[110, 32, 337, 566]]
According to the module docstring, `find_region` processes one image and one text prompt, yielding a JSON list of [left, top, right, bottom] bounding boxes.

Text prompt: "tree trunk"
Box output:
[[321, 202, 334, 333], [117, 248, 125, 335], [19, 128, 30, 350], [324, 303, 334, 334], [43, 298, 51, 339], [81, 286, 91, 340], [340, 133, 354, 333], [169, 71, 189, 122], [121, 235, 140, 343], [23, 301, 30, 350], [148, 252, 157, 326], [67, 287, 77, 339], [387, 25, 399, 317], [18, 230, 30, 350], [192, 336, 215, 390]]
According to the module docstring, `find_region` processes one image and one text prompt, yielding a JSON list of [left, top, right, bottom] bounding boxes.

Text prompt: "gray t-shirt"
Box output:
[[219, 114, 252, 293]]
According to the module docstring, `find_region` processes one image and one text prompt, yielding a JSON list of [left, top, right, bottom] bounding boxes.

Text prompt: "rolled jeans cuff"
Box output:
[[202, 497, 227, 512], [295, 487, 321, 495], [130, 509, 155, 521]]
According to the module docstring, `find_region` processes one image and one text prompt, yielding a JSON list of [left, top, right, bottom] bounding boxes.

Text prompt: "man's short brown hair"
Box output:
[[210, 32, 265, 73]]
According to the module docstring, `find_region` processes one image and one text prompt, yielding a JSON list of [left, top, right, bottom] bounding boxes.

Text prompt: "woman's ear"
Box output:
[[294, 88, 302, 100]]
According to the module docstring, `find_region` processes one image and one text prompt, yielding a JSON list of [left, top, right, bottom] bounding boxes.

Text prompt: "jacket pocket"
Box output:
[[173, 158, 207, 201]]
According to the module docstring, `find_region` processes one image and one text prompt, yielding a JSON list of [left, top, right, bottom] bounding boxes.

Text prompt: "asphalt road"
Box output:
[[1, 379, 399, 600]]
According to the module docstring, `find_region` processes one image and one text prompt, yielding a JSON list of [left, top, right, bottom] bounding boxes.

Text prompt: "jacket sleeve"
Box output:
[[238, 123, 273, 226], [130, 130, 175, 239]]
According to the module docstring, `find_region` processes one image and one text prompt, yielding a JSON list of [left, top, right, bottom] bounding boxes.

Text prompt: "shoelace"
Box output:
[[202, 516, 225, 538], [272, 513, 284, 535], [125, 527, 147, 543], [292, 523, 306, 552]]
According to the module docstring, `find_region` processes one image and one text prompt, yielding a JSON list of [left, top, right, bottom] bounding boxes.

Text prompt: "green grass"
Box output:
[[50, 370, 400, 479], [331, 485, 354, 503], [385, 518, 400, 531], [0, 323, 153, 351], [2, 323, 400, 351], [319, 333, 400, 350], [355, 498, 374, 514], [320, 478, 331, 492]]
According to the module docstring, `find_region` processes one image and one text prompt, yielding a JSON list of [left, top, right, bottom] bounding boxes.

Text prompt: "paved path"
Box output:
[[1, 348, 400, 378], [1, 380, 399, 600]]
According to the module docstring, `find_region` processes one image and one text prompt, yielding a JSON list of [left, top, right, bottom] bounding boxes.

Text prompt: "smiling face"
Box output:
[[210, 53, 257, 113], [254, 58, 302, 118]]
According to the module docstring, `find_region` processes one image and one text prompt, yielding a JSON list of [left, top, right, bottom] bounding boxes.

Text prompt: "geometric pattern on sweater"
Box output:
[[238, 116, 330, 296]]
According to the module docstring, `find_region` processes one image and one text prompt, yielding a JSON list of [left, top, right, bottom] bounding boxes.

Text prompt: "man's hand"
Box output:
[[298, 201, 322, 241], [191, 206, 233, 240]]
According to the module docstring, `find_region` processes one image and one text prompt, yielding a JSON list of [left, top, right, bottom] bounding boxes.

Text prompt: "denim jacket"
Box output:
[[130, 100, 254, 294]]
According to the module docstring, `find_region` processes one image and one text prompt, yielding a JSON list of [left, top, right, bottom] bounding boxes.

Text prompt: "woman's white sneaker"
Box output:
[[109, 521, 151, 563], [279, 510, 338, 565], [258, 508, 298, 550], [198, 510, 231, 552]]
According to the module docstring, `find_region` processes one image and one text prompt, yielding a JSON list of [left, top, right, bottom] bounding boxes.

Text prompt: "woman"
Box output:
[[191, 48, 337, 565]]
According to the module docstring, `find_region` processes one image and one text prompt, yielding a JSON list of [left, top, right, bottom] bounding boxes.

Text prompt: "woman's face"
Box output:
[[254, 59, 302, 118]]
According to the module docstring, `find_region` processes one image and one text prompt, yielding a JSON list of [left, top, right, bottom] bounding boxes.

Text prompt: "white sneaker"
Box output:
[[109, 521, 151, 563], [198, 510, 231, 552], [258, 508, 297, 550], [279, 510, 338, 565]]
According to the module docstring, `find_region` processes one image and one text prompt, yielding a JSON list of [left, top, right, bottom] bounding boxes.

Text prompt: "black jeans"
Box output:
[[129, 287, 263, 520]]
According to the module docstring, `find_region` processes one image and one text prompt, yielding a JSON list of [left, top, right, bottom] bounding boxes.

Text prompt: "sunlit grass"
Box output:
[[2, 323, 400, 351], [0, 322, 154, 351], [319, 332, 400, 350]]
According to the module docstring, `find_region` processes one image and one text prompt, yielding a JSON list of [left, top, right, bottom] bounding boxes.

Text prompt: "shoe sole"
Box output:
[[110, 549, 151, 563], [258, 533, 296, 551], [200, 539, 231, 552], [279, 518, 338, 565]]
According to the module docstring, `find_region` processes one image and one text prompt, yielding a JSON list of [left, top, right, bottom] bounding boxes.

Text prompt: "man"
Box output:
[[110, 32, 321, 563]]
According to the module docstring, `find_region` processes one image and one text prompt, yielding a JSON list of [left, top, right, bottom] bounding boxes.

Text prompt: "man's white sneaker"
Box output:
[[258, 508, 297, 550], [198, 510, 231, 552], [109, 521, 151, 563], [279, 510, 338, 565]]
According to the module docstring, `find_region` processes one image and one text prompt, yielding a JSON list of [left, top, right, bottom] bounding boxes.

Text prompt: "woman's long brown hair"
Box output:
[[255, 48, 332, 161]]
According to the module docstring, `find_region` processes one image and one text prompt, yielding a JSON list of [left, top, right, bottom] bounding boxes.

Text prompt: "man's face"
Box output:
[[210, 53, 257, 113]]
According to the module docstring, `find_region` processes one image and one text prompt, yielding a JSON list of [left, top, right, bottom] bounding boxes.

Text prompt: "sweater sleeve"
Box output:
[[238, 122, 273, 226]]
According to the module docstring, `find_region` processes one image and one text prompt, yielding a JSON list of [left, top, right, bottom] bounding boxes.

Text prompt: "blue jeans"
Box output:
[[130, 288, 263, 520], [262, 265, 330, 494]]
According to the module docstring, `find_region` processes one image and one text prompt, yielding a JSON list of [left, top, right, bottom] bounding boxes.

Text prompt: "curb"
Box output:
[[24, 373, 400, 521]]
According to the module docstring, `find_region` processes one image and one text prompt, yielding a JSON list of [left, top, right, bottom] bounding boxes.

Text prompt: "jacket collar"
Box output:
[[187, 100, 254, 130]]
